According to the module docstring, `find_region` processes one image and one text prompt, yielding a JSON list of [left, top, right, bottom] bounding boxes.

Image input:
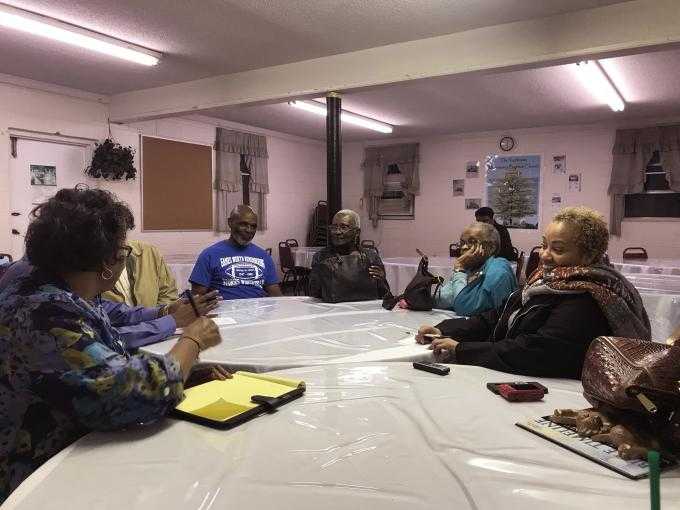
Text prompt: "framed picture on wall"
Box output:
[[465, 161, 480, 178], [452, 179, 465, 196], [465, 198, 481, 210], [30, 164, 56, 186], [484, 154, 541, 229]]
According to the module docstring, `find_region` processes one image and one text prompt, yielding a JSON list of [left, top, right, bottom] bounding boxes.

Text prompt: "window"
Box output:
[[362, 143, 419, 223], [240, 154, 251, 206], [624, 151, 680, 218], [378, 163, 415, 219]]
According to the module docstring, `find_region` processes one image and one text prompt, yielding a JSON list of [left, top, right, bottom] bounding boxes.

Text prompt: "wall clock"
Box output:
[[499, 136, 515, 152]]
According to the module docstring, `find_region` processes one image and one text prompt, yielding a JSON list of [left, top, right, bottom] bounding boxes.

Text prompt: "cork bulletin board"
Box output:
[[142, 136, 213, 230]]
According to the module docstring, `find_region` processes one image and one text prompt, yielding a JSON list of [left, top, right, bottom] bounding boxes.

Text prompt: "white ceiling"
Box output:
[[203, 47, 680, 141], [0, 0, 629, 94], [2, 0, 679, 142]]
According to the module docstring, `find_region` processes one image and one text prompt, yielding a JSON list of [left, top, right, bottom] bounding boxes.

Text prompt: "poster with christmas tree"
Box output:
[[485, 154, 540, 229]]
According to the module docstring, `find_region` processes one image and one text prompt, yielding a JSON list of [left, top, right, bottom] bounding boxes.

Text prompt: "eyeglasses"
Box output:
[[329, 224, 355, 233], [119, 245, 133, 259]]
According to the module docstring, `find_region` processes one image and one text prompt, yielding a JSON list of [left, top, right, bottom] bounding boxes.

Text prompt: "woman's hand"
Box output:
[[185, 364, 232, 388], [168, 291, 221, 328], [415, 325, 442, 344], [429, 337, 459, 362], [182, 317, 221, 351], [368, 265, 386, 280], [455, 243, 487, 271]]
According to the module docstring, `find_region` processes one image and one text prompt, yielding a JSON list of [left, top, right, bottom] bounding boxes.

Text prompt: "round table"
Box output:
[[6, 363, 679, 510], [291, 246, 323, 268], [141, 297, 459, 372], [611, 258, 680, 276]]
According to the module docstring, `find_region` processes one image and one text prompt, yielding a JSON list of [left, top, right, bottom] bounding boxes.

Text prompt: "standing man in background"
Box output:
[[475, 207, 515, 261], [190, 205, 282, 300]]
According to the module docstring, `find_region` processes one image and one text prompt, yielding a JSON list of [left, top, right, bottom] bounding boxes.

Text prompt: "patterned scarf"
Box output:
[[526, 263, 651, 340]]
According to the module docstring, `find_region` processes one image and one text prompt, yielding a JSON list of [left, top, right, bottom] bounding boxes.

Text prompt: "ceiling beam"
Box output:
[[110, 0, 680, 123]]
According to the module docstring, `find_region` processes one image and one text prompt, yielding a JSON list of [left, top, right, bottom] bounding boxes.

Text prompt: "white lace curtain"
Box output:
[[362, 143, 420, 224], [608, 125, 680, 235], [215, 128, 269, 231]]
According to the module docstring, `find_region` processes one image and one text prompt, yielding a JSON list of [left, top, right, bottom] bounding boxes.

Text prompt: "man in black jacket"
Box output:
[[475, 207, 515, 261]]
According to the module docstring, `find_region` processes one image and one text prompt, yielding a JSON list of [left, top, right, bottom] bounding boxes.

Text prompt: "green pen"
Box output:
[[648, 450, 660, 510]]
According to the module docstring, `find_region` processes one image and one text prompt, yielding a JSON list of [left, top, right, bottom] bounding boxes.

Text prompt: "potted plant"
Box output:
[[85, 138, 137, 180]]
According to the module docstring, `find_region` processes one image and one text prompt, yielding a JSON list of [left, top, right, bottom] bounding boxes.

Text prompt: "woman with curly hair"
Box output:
[[0, 188, 223, 501], [417, 206, 651, 378]]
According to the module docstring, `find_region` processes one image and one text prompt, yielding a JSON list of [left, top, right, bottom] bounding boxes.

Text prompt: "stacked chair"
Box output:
[[278, 240, 310, 296], [307, 201, 329, 247]]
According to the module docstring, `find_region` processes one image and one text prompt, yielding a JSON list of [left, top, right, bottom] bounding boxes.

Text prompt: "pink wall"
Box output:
[[121, 118, 325, 270], [343, 123, 680, 259], [0, 84, 325, 272]]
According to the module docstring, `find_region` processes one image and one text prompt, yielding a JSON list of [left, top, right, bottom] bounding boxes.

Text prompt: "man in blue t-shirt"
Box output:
[[190, 205, 282, 300]]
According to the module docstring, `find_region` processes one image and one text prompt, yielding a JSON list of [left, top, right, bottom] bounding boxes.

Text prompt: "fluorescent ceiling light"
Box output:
[[574, 60, 624, 112], [0, 3, 160, 66], [289, 100, 394, 133]]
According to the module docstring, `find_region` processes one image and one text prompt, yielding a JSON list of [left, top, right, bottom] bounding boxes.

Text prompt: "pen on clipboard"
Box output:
[[183, 290, 200, 318], [423, 333, 445, 339]]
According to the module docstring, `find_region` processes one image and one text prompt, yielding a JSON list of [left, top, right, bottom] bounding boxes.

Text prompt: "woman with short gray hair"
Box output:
[[434, 221, 517, 315]]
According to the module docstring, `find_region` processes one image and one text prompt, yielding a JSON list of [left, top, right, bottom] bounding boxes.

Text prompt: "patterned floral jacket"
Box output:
[[0, 270, 184, 501]]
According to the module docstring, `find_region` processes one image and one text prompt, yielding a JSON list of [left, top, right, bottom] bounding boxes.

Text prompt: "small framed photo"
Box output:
[[465, 198, 481, 210], [30, 165, 57, 186], [452, 179, 465, 196], [465, 161, 480, 178]]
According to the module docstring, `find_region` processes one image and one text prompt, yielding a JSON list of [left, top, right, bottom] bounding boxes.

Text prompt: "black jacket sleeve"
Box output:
[[454, 294, 611, 378], [435, 307, 500, 341], [308, 251, 325, 298]]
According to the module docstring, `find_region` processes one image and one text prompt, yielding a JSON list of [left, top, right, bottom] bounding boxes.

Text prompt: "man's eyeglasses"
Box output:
[[329, 225, 354, 233]]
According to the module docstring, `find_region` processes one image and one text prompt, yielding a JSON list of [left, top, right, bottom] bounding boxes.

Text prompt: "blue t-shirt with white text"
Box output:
[[189, 240, 278, 300]]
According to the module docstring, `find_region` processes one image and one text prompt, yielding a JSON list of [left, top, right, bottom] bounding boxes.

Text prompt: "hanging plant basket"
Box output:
[[85, 138, 137, 180]]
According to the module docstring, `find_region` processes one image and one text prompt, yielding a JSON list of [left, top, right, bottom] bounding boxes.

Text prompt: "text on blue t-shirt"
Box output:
[[189, 240, 278, 300]]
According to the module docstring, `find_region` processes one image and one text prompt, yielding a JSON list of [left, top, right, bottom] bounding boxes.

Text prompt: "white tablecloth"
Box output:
[[167, 263, 194, 293], [291, 246, 323, 268], [612, 258, 680, 276], [642, 292, 680, 342], [141, 297, 458, 371], [626, 274, 680, 294], [6, 363, 679, 510]]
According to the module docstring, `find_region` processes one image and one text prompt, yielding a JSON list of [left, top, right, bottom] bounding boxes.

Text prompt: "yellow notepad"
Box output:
[[175, 371, 306, 426]]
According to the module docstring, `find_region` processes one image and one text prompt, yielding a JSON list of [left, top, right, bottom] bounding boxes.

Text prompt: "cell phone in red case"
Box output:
[[487, 382, 548, 402]]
